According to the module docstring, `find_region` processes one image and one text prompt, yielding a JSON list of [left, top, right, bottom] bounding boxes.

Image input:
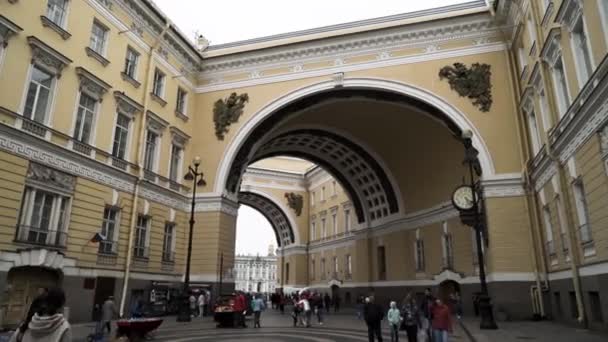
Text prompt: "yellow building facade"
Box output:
[[0, 0, 606, 330]]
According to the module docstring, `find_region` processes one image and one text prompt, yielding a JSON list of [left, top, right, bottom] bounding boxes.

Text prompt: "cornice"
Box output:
[[481, 173, 526, 198], [243, 167, 306, 183]]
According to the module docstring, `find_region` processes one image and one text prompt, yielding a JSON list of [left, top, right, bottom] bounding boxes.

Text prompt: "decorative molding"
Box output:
[[146, 110, 169, 134], [539, 28, 561, 67], [75, 67, 112, 101], [169, 126, 190, 147], [27, 36, 72, 77], [193, 195, 239, 216], [0, 249, 76, 271], [481, 173, 525, 198], [439, 62, 493, 112], [149, 92, 167, 107], [85, 47, 110, 67], [39, 16, 71, 40], [520, 85, 535, 114], [26, 162, 76, 193], [284, 192, 303, 216], [95, 0, 113, 10], [114, 91, 143, 118], [0, 14, 23, 47], [213, 92, 249, 140], [555, 0, 583, 32]]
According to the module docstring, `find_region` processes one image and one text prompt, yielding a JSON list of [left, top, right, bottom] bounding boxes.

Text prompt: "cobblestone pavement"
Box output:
[[459, 317, 608, 342], [72, 309, 467, 342]]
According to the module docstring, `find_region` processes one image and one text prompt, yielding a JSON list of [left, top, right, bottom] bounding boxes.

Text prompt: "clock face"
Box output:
[[452, 186, 475, 211]]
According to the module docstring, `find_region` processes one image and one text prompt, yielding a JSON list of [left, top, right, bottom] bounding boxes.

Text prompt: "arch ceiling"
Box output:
[[238, 191, 295, 247]]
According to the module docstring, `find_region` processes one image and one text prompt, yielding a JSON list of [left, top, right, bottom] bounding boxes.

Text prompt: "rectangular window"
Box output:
[[554, 292, 562, 317], [345, 209, 351, 232], [24, 66, 53, 123], [152, 69, 165, 98], [332, 213, 337, 235], [377, 246, 386, 280], [310, 259, 315, 280], [162, 223, 175, 262], [112, 113, 130, 159], [176, 88, 187, 114], [144, 130, 158, 171], [415, 238, 425, 271], [99, 207, 118, 254], [517, 45, 527, 75], [124, 47, 139, 79], [556, 196, 570, 257], [333, 256, 338, 274], [321, 218, 326, 238], [74, 93, 96, 143], [310, 222, 316, 241], [169, 144, 182, 182], [527, 109, 542, 154], [90, 20, 108, 55], [320, 258, 325, 278], [572, 180, 592, 244], [588, 292, 603, 322], [321, 186, 325, 201], [442, 231, 454, 269], [285, 262, 290, 284], [47, 0, 68, 27], [569, 291, 578, 319], [552, 56, 571, 118], [538, 88, 552, 132], [346, 254, 352, 276], [527, 14, 537, 46], [600, 0, 608, 45], [571, 17, 594, 87], [17, 187, 70, 247], [134, 215, 149, 258], [542, 206, 555, 256], [332, 181, 337, 195]]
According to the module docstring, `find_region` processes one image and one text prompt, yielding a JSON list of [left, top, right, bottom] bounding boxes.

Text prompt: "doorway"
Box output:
[[91, 277, 116, 320], [438, 280, 461, 303]]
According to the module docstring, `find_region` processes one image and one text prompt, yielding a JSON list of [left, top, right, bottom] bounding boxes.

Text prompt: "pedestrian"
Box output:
[[363, 296, 384, 342], [10, 287, 71, 342], [130, 297, 144, 318], [292, 298, 301, 327], [419, 288, 434, 339], [233, 291, 247, 328], [102, 296, 117, 334], [356, 295, 365, 320], [454, 292, 462, 320], [252, 294, 266, 328], [279, 293, 286, 314], [312, 293, 324, 325], [401, 293, 418, 342], [298, 294, 312, 327], [387, 301, 401, 342], [334, 295, 341, 313], [324, 293, 331, 314], [189, 292, 197, 317], [198, 292, 205, 318], [431, 298, 453, 342], [204, 290, 211, 316]]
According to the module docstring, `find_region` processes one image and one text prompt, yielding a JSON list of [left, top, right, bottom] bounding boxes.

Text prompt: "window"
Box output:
[[124, 47, 139, 79], [551, 56, 571, 118], [570, 17, 594, 87], [441, 222, 454, 269], [169, 144, 182, 182], [152, 69, 165, 98], [74, 93, 96, 144], [134, 215, 149, 258], [527, 109, 542, 154], [415, 230, 425, 272], [377, 246, 386, 280], [310, 259, 315, 280], [333, 256, 338, 274], [99, 207, 118, 254], [90, 20, 108, 55], [556, 196, 570, 257], [311, 192, 315, 205], [332, 213, 337, 235], [554, 292, 562, 317], [320, 258, 325, 278], [112, 113, 130, 159], [162, 223, 175, 262], [588, 292, 603, 322], [517, 44, 527, 75], [47, 0, 68, 27], [24, 66, 53, 123], [285, 262, 290, 283], [569, 291, 578, 319], [310, 222, 316, 241], [542, 206, 555, 256], [144, 130, 158, 171], [176, 88, 187, 115], [346, 254, 352, 276], [538, 88, 552, 132], [321, 218, 326, 238], [572, 180, 592, 245], [321, 187, 325, 201], [345, 209, 351, 232], [527, 14, 537, 46], [600, 0, 608, 45], [332, 181, 337, 195], [17, 187, 70, 247]]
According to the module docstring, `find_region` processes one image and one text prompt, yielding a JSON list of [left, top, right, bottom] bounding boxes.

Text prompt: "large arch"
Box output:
[[237, 190, 299, 247], [215, 78, 496, 200]]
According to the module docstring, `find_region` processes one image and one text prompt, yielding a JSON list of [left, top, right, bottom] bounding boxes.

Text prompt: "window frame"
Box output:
[[176, 87, 188, 115], [144, 129, 159, 172], [124, 47, 139, 79], [90, 19, 109, 56], [17, 186, 71, 248], [162, 222, 176, 262], [152, 68, 166, 98], [73, 92, 97, 144], [46, 0, 69, 28], [134, 215, 150, 259], [527, 109, 542, 154], [569, 16, 595, 88], [99, 206, 119, 254], [551, 55, 571, 118], [112, 112, 131, 160], [22, 65, 55, 124], [169, 144, 183, 182]]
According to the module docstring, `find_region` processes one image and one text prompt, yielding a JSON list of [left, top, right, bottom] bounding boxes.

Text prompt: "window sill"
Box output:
[[121, 72, 141, 88], [85, 47, 110, 67], [150, 92, 167, 107], [40, 16, 71, 40], [175, 110, 188, 122]]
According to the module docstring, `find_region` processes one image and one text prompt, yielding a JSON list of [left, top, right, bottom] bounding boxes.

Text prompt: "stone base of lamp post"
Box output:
[[478, 294, 498, 329], [176, 292, 191, 322]]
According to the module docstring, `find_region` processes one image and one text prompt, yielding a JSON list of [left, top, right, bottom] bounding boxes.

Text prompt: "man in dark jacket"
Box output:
[[363, 296, 384, 342]]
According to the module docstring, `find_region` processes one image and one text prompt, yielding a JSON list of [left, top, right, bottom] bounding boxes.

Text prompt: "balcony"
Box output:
[[72, 140, 93, 156], [111, 156, 128, 170], [97, 243, 118, 265], [143, 169, 157, 182], [22, 120, 47, 137], [15, 226, 67, 248]]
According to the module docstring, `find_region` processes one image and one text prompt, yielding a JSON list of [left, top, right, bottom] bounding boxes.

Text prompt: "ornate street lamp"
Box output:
[[177, 156, 206, 322], [452, 130, 497, 330]]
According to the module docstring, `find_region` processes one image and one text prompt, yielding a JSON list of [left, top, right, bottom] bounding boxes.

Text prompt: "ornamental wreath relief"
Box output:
[[439, 62, 493, 112]]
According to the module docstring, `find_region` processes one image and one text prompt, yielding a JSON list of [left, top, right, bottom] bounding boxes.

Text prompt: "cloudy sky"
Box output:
[[153, 0, 471, 46], [152, 0, 470, 255]]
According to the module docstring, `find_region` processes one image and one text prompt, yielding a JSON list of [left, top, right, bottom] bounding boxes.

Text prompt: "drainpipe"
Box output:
[[503, 32, 546, 317], [119, 22, 172, 316]]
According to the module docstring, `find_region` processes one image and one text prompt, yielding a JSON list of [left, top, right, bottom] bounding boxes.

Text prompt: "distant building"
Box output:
[[234, 245, 277, 293]]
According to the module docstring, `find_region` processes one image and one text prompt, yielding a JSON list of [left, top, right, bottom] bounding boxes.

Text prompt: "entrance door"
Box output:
[[91, 277, 116, 320], [438, 280, 461, 303], [1, 267, 59, 328]]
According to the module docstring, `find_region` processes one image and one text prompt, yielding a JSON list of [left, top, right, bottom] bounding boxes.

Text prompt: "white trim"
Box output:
[[196, 43, 505, 93], [0, 44, 6, 75], [214, 77, 496, 196], [548, 261, 608, 281], [599, 0, 608, 47]]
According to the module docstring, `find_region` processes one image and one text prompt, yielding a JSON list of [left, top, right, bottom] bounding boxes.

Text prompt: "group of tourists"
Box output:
[[188, 290, 211, 318]]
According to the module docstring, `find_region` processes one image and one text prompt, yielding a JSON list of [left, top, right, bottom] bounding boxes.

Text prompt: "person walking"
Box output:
[[291, 298, 301, 327], [363, 296, 384, 342], [298, 294, 312, 328], [312, 293, 324, 325], [387, 301, 401, 342], [197, 292, 205, 318], [279, 293, 286, 315], [419, 288, 434, 340], [356, 296, 365, 320], [323, 293, 331, 314], [102, 296, 117, 334], [251, 294, 266, 328], [189, 293, 197, 317], [401, 293, 418, 342], [10, 287, 71, 342], [233, 292, 247, 328], [333, 295, 341, 313], [431, 299, 453, 342]]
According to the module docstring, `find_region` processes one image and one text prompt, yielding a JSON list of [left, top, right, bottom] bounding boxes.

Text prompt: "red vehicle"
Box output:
[[214, 295, 237, 327]]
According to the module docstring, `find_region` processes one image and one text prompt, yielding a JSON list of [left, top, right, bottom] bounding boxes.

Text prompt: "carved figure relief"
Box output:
[[284, 192, 303, 216], [213, 92, 249, 140], [27, 162, 76, 192], [439, 62, 493, 112]]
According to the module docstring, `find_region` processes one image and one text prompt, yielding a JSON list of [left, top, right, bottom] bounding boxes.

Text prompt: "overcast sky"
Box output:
[[154, 0, 471, 255], [153, 0, 471, 45]]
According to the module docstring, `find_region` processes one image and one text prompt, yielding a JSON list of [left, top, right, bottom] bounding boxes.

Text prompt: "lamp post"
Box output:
[[177, 156, 206, 322], [461, 130, 498, 330]]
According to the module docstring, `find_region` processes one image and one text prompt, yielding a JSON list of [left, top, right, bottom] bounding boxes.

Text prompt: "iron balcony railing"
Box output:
[[98, 240, 117, 255], [15, 225, 67, 248]]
